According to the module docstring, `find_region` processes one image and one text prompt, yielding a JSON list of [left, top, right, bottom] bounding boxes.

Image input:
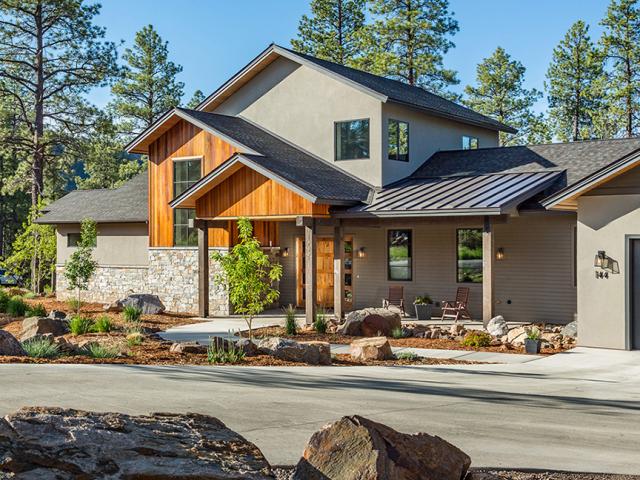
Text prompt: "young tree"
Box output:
[[0, 0, 118, 207], [63, 218, 98, 313], [186, 89, 206, 109], [546, 21, 604, 141], [291, 0, 367, 66], [464, 47, 542, 146], [212, 218, 283, 341], [600, 0, 640, 137], [357, 0, 459, 94], [110, 24, 184, 137]]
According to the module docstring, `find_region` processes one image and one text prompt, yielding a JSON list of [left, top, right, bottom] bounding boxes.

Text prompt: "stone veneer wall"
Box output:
[[56, 248, 230, 316]]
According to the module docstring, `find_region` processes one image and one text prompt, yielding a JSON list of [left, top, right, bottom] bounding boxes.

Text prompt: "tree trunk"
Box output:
[[626, 57, 633, 138], [337, 0, 344, 65]]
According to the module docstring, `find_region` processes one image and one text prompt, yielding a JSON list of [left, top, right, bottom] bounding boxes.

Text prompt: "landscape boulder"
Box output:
[[0, 407, 274, 479], [111, 294, 166, 314], [337, 308, 401, 336], [293, 415, 471, 480], [485, 315, 509, 337], [361, 313, 402, 337], [506, 326, 527, 345], [349, 336, 393, 361], [47, 310, 67, 321], [19, 317, 69, 342], [235, 338, 260, 356], [257, 337, 331, 365], [0, 331, 26, 356], [561, 320, 578, 338], [169, 342, 207, 354]]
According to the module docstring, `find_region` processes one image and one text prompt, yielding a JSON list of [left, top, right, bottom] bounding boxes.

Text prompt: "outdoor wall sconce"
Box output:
[[280, 247, 289, 258], [357, 247, 367, 258], [496, 248, 505, 260], [594, 250, 620, 278]]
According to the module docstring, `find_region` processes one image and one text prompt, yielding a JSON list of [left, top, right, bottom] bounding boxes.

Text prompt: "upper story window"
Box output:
[[462, 136, 479, 150], [388, 229, 412, 281], [388, 119, 409, 162], [173, 157, 202, 247], [335, 119, 370, 161]]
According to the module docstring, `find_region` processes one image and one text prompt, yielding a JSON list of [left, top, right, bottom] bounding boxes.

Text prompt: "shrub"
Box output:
[[126, 332, 144, 347], [69, 315, 94, 335], [122, 305, 142, 323], [396, 351, 419, 361], [414, 295, 432, 305], [22, 291, 36, 299], [92, 315, 114, 333], [26, 303, 47, 317], [207, 340, 245, 364], [6, 296, 28, 317], [391, 326, 405, 339], [313, 308, 328, 334], [461, 331, 492, 348], [67, 298, 83, 313], [283, 304, 297, 335], [21, 337, 60, 359], [0, 290, 9, 313], [83, 342, 121, 359], [525, 325, 541, 341]]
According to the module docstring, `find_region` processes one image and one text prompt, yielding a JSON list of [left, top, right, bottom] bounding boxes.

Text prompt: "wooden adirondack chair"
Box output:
[[383, 286, 405, 316], [441, 287, 471, 322]]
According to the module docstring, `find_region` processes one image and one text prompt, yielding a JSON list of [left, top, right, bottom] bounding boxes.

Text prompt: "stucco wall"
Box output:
[[577, 194, 640, 349], [56, 223, 149, 266]]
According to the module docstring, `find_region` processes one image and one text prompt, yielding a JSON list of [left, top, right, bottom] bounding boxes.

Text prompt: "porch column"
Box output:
[[482, 216, 494, 322], [197, 220, 209, 318], [333, 222, 344, 320], [304, 219, 317, 325]]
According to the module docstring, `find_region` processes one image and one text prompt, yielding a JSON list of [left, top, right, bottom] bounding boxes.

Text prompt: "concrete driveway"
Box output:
[[1, 347, 639, 474]]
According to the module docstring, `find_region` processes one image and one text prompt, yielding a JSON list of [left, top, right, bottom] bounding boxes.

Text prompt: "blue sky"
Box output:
[[91, 0, 611, 113]]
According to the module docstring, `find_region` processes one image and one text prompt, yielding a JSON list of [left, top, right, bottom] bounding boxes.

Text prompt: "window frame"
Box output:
[[387, 118, 410, 162], [334, 118, 371, 161], [172, 156, 202, 247], [386, 228, 413, 282], [462, 136, 479, 150], [456, 228, 483, 284]]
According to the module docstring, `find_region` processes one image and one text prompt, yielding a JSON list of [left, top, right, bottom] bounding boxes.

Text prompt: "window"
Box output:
[[388, 229, 412, 281], [335, 119, 370, 160], [173, 157, 201, 246], [462, 136, 479, 150], [67, 232, 96, 248], [457, 228, 483, 283], [388, 119, 409, 162]]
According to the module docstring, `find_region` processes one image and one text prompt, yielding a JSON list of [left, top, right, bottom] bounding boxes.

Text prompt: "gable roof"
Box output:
[[35, 173, 148, 225], [169, 109, 372, 205], [196, 44, 515, 134]]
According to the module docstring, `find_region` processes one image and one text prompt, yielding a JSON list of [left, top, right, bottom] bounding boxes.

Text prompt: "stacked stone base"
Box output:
[[55, 248, 229, 316]]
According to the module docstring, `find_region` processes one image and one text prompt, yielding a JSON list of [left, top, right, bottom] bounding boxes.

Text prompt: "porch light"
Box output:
[[594, 250, 620, 278], [594, 250, 608, 269], [280, 247, 289, 258], [496, 248, 505, 260], [357, 247, 367, 258]]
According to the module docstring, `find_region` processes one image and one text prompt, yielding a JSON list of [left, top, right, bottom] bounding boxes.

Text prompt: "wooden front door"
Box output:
[[296, 237, 334, 308]]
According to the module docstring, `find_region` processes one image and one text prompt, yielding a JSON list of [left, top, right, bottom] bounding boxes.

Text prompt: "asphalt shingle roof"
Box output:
[[280, 46, 516, 134], [178, 108, 372, 203], [35, 173, 148, 224]]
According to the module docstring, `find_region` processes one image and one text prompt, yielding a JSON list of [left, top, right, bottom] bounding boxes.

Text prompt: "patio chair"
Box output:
[[441, 287, 471, 322], [383, 286, 405, 316]]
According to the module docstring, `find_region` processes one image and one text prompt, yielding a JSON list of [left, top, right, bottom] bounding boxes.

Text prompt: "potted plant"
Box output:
[[524, 326, 542, 354], [413, 295, 433, 320]]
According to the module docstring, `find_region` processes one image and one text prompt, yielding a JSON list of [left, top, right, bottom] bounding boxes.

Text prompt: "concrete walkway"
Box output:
[[161, 318, 543, 364], [1, 347, 639, 474]]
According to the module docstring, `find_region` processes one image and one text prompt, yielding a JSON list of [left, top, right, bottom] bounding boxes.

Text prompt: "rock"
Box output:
[[450, 324, 465, 335], [169, 342, 207, 354], [293, 415, 470, 480], [0, 331, 26, 356], [337, 308, 401, 336], [257, 337, 331, 365], [485, 315, 509, 337], [361, 313, 402, 337], [466, 473, 501, 480], [349, 336, 393, 361], [209, 336, 236, 352], [112, 293, 166, 314], [47, 310, 67, 320], [236, 338, 260, 356], [506, 326, 527, 345], [20, 317, 69, 342], [0, 407, 274, 479], [489, 339, 502, 347], [561, 320, 578, 338]]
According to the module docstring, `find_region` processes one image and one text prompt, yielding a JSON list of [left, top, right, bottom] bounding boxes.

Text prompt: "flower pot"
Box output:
[[524, 338, 541, 354], [414, 303, 433, 320]]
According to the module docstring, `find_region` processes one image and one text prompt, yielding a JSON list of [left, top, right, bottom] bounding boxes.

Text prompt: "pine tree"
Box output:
[[186, 89, 206, 109], [357, 0, 459, 94], [291, 0, 367, 66], [545, 21, 604, 142], [600, 0, 640, 137], [110, 25, 184, 137], [464, 47, 542, 146]]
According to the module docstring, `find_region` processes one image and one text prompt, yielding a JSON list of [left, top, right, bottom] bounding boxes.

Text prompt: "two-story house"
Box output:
[[37, 44, 640, 349]]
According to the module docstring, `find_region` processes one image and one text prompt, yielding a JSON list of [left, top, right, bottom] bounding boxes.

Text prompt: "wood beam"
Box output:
[[198, 225, 210, 318], [305, 219, 317, 325], [482, 216, 494, 323], [333, 223, 344, 321]]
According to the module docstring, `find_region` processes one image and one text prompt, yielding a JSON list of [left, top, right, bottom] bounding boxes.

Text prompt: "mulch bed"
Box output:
[[242, 326, 568, 355]]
